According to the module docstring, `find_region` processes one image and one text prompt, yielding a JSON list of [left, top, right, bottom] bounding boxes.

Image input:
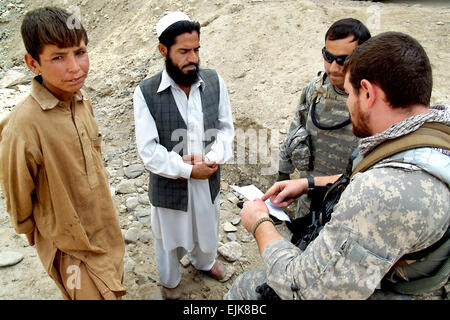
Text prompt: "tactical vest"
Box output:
[[138, 69, 221, 211], [306, 72, 358, 176]]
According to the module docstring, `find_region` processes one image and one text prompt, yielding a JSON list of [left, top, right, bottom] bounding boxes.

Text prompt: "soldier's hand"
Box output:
[[240, 199, 269, 233], [191, 161, 218, 179], [262, 179, 307, 207]]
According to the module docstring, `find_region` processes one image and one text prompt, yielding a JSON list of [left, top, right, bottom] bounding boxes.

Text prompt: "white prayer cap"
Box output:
[[156, 11, 191, 38]]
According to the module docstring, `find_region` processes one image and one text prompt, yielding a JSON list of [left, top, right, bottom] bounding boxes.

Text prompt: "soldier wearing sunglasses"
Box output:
[[278, 18, 371, 218]]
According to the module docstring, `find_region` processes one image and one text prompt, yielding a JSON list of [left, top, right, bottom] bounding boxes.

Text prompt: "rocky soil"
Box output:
[[0, 0, 449, 300]]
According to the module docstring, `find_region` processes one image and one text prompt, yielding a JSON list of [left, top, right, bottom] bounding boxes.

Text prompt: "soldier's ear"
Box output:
[[360, 79, 377, 108]]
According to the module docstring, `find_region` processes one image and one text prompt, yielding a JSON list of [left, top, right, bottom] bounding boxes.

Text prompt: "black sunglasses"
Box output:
[[322, 47, 348, 66]]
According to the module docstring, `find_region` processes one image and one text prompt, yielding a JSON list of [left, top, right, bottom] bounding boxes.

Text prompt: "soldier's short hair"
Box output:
[[21, 7, 88, 63], [325, 18, 371, 45], [158, 20, 201, 50], [344, 32, 432, 108]]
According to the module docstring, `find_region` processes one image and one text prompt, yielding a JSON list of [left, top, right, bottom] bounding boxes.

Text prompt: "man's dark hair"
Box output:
[[158, 20, 201, 50], [325, 18, 371, 45], [344, 32, 432, 108], [21, 7, 88, 63]]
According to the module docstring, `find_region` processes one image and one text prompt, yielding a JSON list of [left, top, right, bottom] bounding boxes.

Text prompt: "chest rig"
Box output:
[[305, 72, 358, 176]]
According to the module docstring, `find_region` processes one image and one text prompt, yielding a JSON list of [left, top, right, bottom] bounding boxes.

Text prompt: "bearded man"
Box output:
[[133, 12, 235, 299]]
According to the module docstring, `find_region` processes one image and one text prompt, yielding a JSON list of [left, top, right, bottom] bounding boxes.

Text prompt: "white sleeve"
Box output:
[[204, 74, 235, 164], [133, 86, 193, 179]]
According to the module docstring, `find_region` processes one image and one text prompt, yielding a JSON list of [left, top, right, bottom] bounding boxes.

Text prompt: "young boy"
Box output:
[[0, 7, 126, 300]]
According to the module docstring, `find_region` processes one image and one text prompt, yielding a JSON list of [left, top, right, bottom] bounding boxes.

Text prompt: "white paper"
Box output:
[[231, 185, 291, 222]]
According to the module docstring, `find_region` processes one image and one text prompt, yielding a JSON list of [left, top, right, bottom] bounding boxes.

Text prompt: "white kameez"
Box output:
[[133, 69, 234, 255]]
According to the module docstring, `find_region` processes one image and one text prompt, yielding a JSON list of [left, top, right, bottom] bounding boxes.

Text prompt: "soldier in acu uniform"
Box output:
[[279, 18, 371, 217], [226, 32, 450, 300]]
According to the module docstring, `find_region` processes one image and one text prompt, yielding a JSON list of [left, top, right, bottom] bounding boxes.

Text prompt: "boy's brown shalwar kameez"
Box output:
[[0, 77, 125, 299]]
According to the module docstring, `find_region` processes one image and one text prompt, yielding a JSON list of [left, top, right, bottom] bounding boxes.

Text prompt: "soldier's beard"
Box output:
[[328, 72, 345, 90], [350, 100, 372, 138], [165, 55, 200, 87]]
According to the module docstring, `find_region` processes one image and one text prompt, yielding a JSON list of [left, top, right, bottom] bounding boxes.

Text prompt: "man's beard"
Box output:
[[165, 55, 200, 87], [350, 99, 372, 138]]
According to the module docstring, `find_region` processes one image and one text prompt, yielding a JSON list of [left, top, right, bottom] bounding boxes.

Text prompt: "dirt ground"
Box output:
[[0, 0, 448, 300]]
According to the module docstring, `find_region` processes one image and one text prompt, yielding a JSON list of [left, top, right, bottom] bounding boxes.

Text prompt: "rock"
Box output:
[[0, 11, 10, 23], [223, 222, 237, 232], [231, 217, 241, 226], [240, 233, 254, 243], [129, 221, 142, 230], [124, 164, 145, 179], [125, 197, 139, 211], [116, 180, 136, 194], [134, 179, 144, 188], [235, 72, 246, 79], [118, 204, 127, 213], [124, 227, 140, 243], [218, 241, 242, 262], [136, 210, 151, 227], [138, 194, 150, 205], [219, 265, 235, 283], [220, 182, 229, 191], [124, 256, 136, 274], [180, 255, 191, 267], [0, 70, 27, 88], [139, 230, 152, 243], [0, 251, 24, 267], [226, 233, 237, 242], [109, 159, 122, 169], [133, 262, 148, 276]]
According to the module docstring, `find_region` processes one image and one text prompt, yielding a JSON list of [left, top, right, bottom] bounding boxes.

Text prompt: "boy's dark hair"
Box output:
[[21, 7, 88, 62], [344, 32, 432, 108], [158, 20, 201, 50], [325, 18, 371, 45]]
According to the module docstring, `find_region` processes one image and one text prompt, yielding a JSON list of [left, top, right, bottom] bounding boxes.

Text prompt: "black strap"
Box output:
[[310, 96, 351, 130]]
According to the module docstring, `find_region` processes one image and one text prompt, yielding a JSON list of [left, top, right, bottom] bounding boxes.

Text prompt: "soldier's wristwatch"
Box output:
[[306, 175, 315, 197]]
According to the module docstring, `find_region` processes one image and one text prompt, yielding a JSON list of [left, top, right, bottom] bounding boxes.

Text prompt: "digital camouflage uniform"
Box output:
[[279, 71, 358, 217], [226, 105, 450, 300], [279, 71, 357, 176]]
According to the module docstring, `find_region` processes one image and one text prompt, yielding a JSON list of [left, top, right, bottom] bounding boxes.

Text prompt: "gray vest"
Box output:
[[138, 69, 221, 211], [306, 72, 358, 176]]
